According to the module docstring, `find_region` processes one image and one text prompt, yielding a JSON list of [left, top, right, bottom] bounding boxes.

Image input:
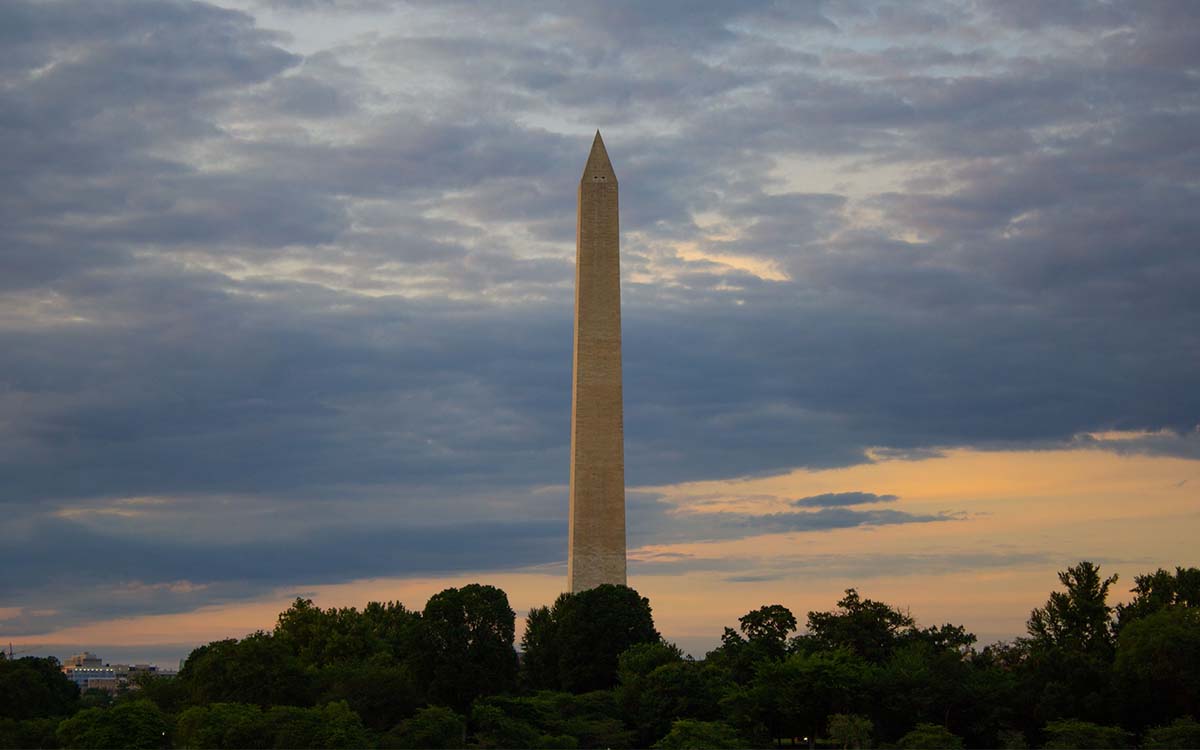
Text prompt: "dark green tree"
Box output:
[[617, 642, 684, 680], [1113, 607, 1200, 730], [1115, 567, 1200, 629], [731, 648, 869, 747], [255, 702, 369, 749], [0, 717, 60, 749], [619, 660, 728, 747], [1027, 562, 1118, 656], [523, 585, 660, 694], [704, 605, 798, 687], [78, 690, 111, 711], [0, 657, 79, 720], [382, 705, 466, 749], [469, 703, 552, 749], [55, 700, 168, 749], [1022, 562, 1119, 724], [521, 605, 561, 690], [178, 633, 311, 707], [417, 584, 518, 709], [896, 723, 963, 749], [540, 691, 632, 749], [827, 713, 873, 749], [470, 691, 631, 749], [738, 605, 797, 659], [651, 719, 743, 750], [1144, 717, 1200, 749], [956, 643, 1027, 748], [274, 597, 420, 668], [173, 702, 267, 749], [1040, 718, 1129, 749], [870, 640, 972, 741], [799, 589, 915, 663], [361, 600, 424, 657], [127, 673, 187, 715], [317, 656, 421, 732], [309, 701, 372, 749]]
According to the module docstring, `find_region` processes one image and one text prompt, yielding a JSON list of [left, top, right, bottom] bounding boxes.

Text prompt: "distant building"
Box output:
[[60, 653, 177, 694], [63, 652, 102, 669], [62, 664, 117, 691]]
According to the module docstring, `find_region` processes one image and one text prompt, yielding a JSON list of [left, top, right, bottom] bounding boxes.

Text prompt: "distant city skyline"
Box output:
[[2, 1, 1198, 664]]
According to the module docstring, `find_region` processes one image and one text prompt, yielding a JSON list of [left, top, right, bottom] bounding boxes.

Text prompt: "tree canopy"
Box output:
[[6, 562, 1199, 749]]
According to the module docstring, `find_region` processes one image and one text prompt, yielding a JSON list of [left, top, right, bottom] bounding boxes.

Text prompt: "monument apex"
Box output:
[[567, 131, 627, 593]]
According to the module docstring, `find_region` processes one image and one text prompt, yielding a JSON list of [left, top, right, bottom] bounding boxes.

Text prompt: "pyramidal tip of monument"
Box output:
[[581, 130, 617, 184]]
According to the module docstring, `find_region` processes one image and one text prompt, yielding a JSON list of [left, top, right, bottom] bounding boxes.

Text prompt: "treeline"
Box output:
[[2, 562, 1198, 749]]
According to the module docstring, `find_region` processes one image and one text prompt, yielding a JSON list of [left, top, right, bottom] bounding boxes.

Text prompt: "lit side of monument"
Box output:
[[568, 132, 626, 593]]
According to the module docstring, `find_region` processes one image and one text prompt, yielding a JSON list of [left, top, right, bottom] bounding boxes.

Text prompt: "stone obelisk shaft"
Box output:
[[568, 132, 626, 593]]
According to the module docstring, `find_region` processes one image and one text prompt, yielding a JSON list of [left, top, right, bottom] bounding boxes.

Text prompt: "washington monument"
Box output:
[[567, 131, 626, 593]]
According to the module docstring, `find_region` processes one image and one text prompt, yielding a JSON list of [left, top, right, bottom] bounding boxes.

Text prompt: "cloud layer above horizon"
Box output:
[[2, 0, 1198, 642]]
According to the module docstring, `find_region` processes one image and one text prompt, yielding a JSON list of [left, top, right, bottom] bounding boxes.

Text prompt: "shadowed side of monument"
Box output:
[[568, 132, 626, 593]]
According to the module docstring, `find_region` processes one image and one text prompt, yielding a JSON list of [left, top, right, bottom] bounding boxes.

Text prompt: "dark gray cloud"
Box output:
[[0, 490, 951, 634], [2, 0, 1198, 632], [792, 492, 899, 508], [631, 549, 1056, 581]]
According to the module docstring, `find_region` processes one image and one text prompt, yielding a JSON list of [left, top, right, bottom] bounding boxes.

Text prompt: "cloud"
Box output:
[[626, 492, 955, 547], [631, 550, 1056, 582], [2, 0, 1198, 630], [792, 492, 899, 508]]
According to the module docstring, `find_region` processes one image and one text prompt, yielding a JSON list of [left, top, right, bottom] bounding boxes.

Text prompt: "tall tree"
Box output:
[[1027, 562, 1118, 656], [1022, 562, 1119, 724], [0, 656, 79, 720], [178, 633, 311, 707], [418, 584, 518, 709], [706, 605, 798, 685], [731, 649, 869, 747], [1115, 567, 1200, 630], [1113, 607, 1200, 730], [553, 585, 661, 693], [521, 585, 660, 694], [739, 605, 798, 657], [519, 605, 560, 691], [55, 700, 169, 750], [800, 589, 915, 663]]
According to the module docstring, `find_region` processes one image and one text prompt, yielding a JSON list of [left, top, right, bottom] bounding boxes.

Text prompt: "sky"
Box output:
[[2, 0, 1198, 665]]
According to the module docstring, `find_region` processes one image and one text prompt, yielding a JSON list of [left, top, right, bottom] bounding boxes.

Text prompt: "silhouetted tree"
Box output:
[[619, 659, 727, 746], [1113, 607, 1200, 730], [178, 633, 311, 707], [827, 713, 873, 749], [0, 717, 59, 749], [520, 605, 560, 690], [732, 648, 869, 746], [174, 702, 267, 749], [799, 589, 915, 663], [317, 657, 421, 732], [417, 584, 518, 709], [896, 723, 963, 749], [0, 657, 79, 720], [1040, 718, 1129, 749], [1022, 562, 1119, 724], [1144, 717, 1200, 749], [739, 605, 797, 658], [652, 719, 743, 750], [382, 705, 466, 749], [704, 605, 798, 685], [522, 585, 659, 694], [870, 640, 972, 740], [1028, 562, 1118, 656], [1115, 566, 1200, 630], [55, 700, 169, 749]]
